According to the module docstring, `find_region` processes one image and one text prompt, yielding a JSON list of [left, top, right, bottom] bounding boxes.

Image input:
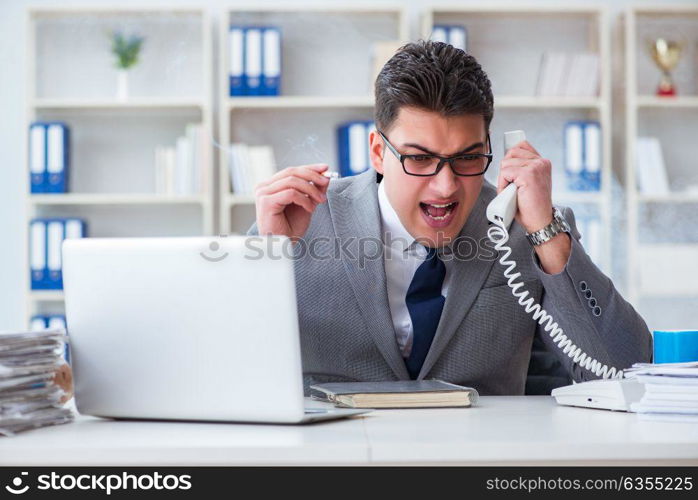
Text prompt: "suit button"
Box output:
[[588, 297, 597, 307], [579, 281, 588, 291], [585, 289, 593, 299], [593, 306, 602, 316]]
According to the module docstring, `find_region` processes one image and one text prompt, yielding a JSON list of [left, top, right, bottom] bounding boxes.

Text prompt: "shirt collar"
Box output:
[[378, 180, 418, 254]]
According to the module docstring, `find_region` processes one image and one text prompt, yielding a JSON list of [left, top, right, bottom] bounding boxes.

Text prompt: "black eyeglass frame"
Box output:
[[378, 130, 493, 177]]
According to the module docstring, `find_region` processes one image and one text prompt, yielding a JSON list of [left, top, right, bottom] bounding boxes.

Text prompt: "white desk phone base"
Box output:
[[488, 131, 636, 412]]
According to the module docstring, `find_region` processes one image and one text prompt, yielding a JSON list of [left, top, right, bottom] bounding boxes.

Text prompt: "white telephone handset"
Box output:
[[485, 130, 524, 229], [486, 130, 624, 382]]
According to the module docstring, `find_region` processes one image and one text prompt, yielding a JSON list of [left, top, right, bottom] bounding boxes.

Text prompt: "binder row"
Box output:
[[229, 26, 281, 96], [29, 122, 70, 193], [30, 315, 69, 363], [564, 121, 601, 192], [337, 121, 375, 178], [30, 218, 87, 290], [431, 25, 467, 51]]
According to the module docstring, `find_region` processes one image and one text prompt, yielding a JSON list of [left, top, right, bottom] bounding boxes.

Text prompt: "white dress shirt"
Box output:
[[377, 181, 451, 358]]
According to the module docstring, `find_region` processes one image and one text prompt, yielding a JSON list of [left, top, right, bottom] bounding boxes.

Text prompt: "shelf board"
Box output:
[[636, 96, 698, 108], [227, 195, 256, 206], [226, 95, 603, 110], [30, 291, 64, 302], [29, 194, 207, 206], [637, 192, 698, 203], [633, 6, 698, 15], [32, 98, 206, 111], [30, 6, 204, 16], [429, 5, 603, 14], [227, 96, 375, 109], [495, 96, 602, 109]]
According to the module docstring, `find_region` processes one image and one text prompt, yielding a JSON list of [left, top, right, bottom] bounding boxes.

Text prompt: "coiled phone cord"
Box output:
[[486, 221, 623, 380]]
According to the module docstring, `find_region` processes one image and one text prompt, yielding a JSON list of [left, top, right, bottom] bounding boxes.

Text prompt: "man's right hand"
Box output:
[[255, 163, 331, 241]]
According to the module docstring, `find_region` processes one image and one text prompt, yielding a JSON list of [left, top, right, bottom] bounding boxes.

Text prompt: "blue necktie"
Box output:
[[405, 247, 446, 379]]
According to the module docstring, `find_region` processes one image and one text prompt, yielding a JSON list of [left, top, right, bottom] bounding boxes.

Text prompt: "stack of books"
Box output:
[[564, 121, 601, 191], [536, 52, 599, 97], [635, 137, 670, 195], [154, 123, 208, 196], [229, 26, 281, 96], [29, 218, 87, 290], [228, 143, 276, 195], [626, 362, 698, 422], [29, 121, 70, 193], [0, 330, 73, 436]]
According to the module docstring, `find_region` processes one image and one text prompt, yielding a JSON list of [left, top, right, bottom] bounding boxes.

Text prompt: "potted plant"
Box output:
[[110, 31, 145, 101]]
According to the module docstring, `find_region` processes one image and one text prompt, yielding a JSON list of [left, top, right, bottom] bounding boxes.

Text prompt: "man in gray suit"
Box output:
[[251, 40, 652, 395]]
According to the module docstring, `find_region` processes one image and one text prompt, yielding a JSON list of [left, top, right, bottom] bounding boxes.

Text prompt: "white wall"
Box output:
[[1, 0, 697, 330]]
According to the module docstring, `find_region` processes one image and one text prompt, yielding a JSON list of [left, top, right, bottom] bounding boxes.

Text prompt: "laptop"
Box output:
[[62, 235, 368, 424]]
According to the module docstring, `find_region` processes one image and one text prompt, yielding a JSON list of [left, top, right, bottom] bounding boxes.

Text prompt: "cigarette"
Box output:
[[322, 171, 339, 179]]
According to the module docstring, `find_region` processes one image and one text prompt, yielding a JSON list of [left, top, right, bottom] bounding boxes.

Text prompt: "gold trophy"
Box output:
[[648, 38, 683, 96]]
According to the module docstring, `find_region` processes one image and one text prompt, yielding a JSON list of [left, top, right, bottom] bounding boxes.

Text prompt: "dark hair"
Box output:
[[374, 40, 494, 133]]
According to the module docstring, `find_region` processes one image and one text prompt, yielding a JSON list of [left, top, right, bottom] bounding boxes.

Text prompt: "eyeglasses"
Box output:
[[378, 130, 493, 177]]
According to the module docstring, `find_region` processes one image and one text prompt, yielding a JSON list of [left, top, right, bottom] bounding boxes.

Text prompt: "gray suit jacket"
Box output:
[[249, 170, 652, 395]]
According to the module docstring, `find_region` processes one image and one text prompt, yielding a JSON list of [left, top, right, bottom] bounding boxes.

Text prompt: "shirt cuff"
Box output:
[[530, 232, 575, 279]]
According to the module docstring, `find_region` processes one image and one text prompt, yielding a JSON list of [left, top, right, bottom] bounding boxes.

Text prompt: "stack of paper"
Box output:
[[0, 330, 73, 436], [625, 362, 698, 422]]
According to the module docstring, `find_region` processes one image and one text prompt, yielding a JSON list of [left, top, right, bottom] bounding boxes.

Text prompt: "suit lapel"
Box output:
[[328, 171, 410, 380], [418, 182, 498, 379]]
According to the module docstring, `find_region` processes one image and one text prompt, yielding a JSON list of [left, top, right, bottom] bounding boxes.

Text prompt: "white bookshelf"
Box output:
[[624, 6, 698, 325], [219, 4, 409, 234], [24, 6, 214, 326], [422, 5, 613, 274]]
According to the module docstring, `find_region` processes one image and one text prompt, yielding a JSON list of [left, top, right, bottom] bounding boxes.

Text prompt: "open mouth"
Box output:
[[419, 201, 459, 227]]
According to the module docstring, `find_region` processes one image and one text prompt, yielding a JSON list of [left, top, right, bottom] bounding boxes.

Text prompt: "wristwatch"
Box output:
[[526, 207, 571, 246]]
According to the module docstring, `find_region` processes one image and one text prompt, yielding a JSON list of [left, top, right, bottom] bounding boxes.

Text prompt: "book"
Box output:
[[228, 143, 277, 194], [309, 380, 479, 409], [154, 123, 206, 196], [536, 52, 599, 97], [636, 137, 670, 195]]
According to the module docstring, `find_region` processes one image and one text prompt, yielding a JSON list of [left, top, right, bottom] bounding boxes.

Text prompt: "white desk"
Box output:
[[2, 397, 698, 466]]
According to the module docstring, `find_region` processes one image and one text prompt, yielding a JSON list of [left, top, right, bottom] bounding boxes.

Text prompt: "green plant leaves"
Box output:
[[110, 31, 145, 70]]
